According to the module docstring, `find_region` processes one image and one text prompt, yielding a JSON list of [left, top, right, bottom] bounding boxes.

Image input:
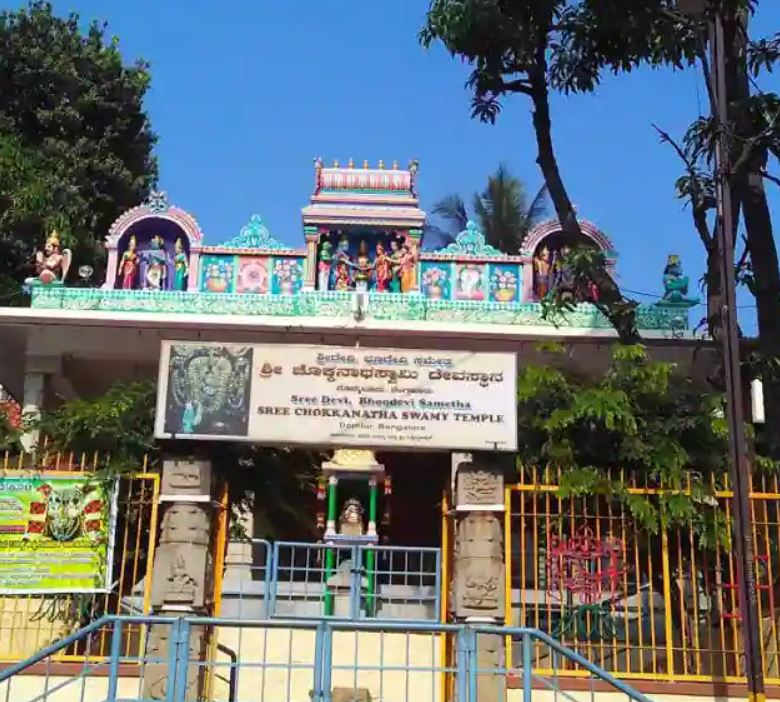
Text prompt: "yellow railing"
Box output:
[[505, 467, 780, 684], [0, 449, 159, 662]]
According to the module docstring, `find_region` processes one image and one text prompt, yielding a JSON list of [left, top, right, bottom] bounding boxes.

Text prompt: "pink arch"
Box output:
[[520, 219, 615, 257], [106, 205, 203, 249], [104, 202, 204, 290]]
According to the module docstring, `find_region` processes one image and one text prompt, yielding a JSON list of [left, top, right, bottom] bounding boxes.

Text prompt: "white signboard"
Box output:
[[155, 342, 517, 452]]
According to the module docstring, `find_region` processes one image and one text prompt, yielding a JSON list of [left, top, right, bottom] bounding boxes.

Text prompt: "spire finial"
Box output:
[[348, 157, 354, 169], [378, 159, 385, 170], [392, 160, 398, 170], [363, 159, 369, 169], [333, 158, 339, 168]]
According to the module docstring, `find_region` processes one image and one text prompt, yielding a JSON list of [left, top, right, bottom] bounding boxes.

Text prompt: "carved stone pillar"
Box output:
[[452, 457, 506, 702], [303, 226, 319, 290], [143, 457, 217, 701]]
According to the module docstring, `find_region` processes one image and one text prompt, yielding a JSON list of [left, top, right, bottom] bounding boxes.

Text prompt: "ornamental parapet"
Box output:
[[30, 287, 690, 333]]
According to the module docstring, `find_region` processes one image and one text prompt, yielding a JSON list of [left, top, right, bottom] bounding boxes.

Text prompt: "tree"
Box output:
[[432, 164, 549, 253], [0, 1, 158, 294], [420, 1, 640, 342], [517, 343, 735, 541], [574, 1, 780, 457]]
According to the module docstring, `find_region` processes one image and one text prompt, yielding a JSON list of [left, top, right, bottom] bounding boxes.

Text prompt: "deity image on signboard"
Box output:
[[163, 344, 252, 437], [0, 476, 117, 594]]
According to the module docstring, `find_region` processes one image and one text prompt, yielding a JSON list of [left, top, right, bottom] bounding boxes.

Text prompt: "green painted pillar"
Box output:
[[324, 476, 338, 616]]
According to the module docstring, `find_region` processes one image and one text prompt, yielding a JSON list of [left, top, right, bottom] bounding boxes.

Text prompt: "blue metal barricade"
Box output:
[[0, 615, 656, 702]]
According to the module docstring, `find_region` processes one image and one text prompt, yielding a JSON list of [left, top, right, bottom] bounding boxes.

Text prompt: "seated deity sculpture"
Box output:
[[25, 231, 72, 287], [338, 498, 365, 538]]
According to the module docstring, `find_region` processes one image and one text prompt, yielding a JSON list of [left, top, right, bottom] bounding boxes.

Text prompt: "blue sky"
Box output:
[[44, 1, 779, 328]]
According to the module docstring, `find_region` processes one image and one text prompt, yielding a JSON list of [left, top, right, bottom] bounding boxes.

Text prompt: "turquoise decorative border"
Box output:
[[30, 287, 689, 332]]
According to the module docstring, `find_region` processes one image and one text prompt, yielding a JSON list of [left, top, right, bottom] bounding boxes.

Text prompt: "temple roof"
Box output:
[[303, 158, 426, 230]]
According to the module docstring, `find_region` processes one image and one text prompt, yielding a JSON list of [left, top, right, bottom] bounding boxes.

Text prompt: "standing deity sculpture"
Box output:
[[533, 245, 552, 299], [144, 235, 168, 290], [399, 240, 418, 293], [172, 238, 188, 291], [352, 240, 373, 292], [318, 240, 333, 290], [388, 239, 403, 292], [551, 245, 575, 299], [25, 231, 72, 287], [118, 235, 140, 289], [374, 243, 391, 292], [333, 234, 352, 291]]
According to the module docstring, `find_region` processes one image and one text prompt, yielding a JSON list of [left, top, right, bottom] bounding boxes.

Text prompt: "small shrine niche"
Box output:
[[302, 158, 425, 293], [520, 219, 617, 302], [314, 230, 418, 293], [104, 192, 203, 291]]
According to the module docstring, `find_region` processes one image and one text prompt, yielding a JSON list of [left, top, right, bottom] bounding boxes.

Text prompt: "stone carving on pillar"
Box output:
[[151, 503, 212, 610], [160, 457, 212, 499], [456, 462, 504, 507], [453, 513, 505, 619], [144, 457, 215, 702]]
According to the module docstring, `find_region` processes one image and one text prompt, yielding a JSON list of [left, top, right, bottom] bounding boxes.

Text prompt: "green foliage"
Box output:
[[516, 344, 768, 545], [0, 1, 157, 291], [35, 381, 157, 471], [432, 164, 548, 253]]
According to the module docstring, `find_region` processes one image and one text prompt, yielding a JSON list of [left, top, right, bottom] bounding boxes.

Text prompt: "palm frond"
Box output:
[[431, 194, 468, 234], [525, 184, 550, 227]]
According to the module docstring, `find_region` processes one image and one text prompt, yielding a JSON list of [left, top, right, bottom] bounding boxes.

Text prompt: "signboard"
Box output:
[[155, 341, 517, 451], [0, 475, 118, 594]]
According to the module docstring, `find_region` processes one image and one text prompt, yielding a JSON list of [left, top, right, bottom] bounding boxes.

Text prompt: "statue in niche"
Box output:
[[333, 234, 352, 291], [338, 497, 365, 538], [318, 240, 333, 290], [388, 239, 403, 292], [25, 231, 71, 287], [144, 235, 168, 290], [399, 240, 418, 292], [352, 240, 373, 292], [118, 235, 140, 289], [660, 254, 699, 305], [551, 245, 575, 299], [172, 237, 188, 291], [374, 243, 391, 292], [533, 245, 552, 299]]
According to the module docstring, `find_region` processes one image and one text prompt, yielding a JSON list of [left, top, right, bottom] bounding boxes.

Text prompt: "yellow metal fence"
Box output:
[[0, 450, 159, 662], [505, 467, 780, 684]]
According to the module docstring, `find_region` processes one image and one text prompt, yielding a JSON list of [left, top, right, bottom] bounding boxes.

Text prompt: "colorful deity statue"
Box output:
[[118, 235, 140, 289], [374, 243, 391, 292], [333, 234, 352, 290], [533, 245, 552, 299], [334, 261, 351, 291], [318, 240, 333, 290], [353, 240, 373, 292], [388, 239, 403, 292], [399, 239, 418, 293], [173, 238, 189, 291], [144, 235, 168, 290], [26, 231, 72, 287], [552, 245, 575, 299], [659, 254, 699, 306]]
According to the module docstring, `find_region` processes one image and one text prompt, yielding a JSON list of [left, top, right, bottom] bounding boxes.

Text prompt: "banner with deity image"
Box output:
[[155, 341, 518, 451], [0, 475, 118, 594]]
